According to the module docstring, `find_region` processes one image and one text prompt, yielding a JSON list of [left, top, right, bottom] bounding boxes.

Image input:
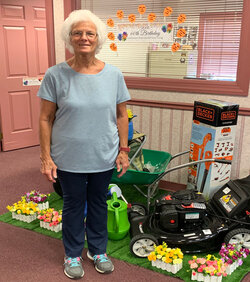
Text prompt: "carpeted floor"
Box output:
[[0, 146, 249, 282], [0, 146, 182, 282]]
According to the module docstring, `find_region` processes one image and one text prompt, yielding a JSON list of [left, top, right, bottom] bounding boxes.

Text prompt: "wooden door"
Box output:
[[0, 0, 48, 151]]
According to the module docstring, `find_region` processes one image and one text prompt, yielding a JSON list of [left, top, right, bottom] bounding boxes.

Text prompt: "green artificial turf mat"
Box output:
[[1, 184, 249, 281]]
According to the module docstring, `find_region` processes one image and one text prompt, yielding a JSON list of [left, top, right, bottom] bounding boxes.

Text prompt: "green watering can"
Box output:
[[107, 192, 130, 240]]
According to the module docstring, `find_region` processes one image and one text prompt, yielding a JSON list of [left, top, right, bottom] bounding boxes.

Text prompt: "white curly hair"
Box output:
[[61, 9, 107, 54]]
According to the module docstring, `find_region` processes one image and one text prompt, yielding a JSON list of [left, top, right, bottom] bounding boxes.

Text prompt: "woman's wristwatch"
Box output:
[[119, 147, 130, 153]]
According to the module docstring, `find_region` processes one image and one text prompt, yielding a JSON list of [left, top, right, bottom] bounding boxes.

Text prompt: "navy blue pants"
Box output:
[[57, 169, 113, 257]]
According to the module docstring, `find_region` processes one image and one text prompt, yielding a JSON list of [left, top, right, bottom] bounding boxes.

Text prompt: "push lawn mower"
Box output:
[[129, 174, 250, 257]]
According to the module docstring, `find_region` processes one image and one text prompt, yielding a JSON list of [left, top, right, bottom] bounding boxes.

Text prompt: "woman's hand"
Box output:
[[116, 151, 129, 178], [40, 157, 58, 183]]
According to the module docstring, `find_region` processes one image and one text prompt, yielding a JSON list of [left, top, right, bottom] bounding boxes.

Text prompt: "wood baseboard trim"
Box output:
[[159, 180, 186, 191]]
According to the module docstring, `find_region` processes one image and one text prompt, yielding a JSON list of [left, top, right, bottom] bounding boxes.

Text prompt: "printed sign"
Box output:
[[23, 77, 43, 86], [117, 22, 173, 42]]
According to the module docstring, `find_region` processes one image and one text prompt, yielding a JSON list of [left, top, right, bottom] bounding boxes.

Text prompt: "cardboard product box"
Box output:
[[187, 99, 239, 199]]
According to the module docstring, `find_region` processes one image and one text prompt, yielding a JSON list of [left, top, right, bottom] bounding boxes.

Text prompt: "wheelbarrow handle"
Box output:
[[170, 150, 190, 160]]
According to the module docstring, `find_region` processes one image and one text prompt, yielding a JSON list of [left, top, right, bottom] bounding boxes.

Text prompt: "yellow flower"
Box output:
[[173, 258, 182, 265], [165, 257, 173, 263], [156, 254, 162, 260], [147, 252, 156, 261], [159, 251, 165, 256], [127, 109, 133, 119]]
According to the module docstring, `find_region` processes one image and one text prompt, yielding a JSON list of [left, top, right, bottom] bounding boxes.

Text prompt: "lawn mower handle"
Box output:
[[213, 159, 232, 164], [150, 158, 232, 188], [147, 158, 232, 211]]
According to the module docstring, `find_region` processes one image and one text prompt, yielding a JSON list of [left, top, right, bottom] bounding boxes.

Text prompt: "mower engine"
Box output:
[[154, 190, 207, 232]]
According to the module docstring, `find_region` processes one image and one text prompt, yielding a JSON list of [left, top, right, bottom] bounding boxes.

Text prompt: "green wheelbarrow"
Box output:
[[111, 144, 190, 211]]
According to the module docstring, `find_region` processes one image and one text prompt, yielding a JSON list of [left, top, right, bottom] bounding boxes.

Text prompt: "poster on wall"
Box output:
[[116, 22, 174, 42], [174, 25, 199, 50]]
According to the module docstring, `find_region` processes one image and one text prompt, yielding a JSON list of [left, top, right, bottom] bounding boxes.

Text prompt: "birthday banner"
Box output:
[[116, 22, 174, 42]]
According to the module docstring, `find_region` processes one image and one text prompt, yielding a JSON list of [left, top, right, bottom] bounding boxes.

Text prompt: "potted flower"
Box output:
[[37, 208, 62, 232], [219, 243, 249, 275], [23, 190, 50, 210], [189, 254, 227, 281], [148, 242, 183, 274], [7, 199, 39, 223], [127, 109, 136, 140]]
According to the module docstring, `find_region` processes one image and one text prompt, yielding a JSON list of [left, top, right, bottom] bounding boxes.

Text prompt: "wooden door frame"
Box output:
[[45, 0, 55, 67], [45, 0, 80, 66]]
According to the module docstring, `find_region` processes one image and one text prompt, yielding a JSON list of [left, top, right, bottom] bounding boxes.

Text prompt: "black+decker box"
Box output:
[[187, 99, 239, 199], [193, 99, 239, 127]]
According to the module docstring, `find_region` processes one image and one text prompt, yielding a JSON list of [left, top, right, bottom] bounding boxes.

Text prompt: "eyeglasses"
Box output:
[[70, 30, 97, 40]]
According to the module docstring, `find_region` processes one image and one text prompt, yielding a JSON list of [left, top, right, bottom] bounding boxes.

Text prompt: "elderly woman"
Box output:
[[38, 10, 130, 279]]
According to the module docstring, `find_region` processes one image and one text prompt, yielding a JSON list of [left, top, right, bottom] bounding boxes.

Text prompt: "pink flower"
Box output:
[[197, 267, 203, 273], [200, 264, 206, 269], [190, 263, 198, 269], [206, 266, 215, 272], [206, 260, 214, 266], [238, 259, 243, 266], [197, 258, 206, 264]]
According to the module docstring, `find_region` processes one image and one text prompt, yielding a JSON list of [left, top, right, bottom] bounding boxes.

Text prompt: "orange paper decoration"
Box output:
[[110, 43, 117, 51], [107, 18, 114, 27], [163, 7, 173, 17], [178, 14, 186, 24], [128, 14, 136, 23], [171, 42, 180, 52], [108, 32, 115, 41], [138, 5, 146, 15], [116, 10, 124, 19], [176, 28, 186, 38], [148, 13, 156, 23]]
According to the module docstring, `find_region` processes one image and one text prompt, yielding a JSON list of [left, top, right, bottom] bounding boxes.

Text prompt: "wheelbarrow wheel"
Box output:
[[53, 178, 63, 198], [224, 228, 250, 250], [130, 234, 158, 258]]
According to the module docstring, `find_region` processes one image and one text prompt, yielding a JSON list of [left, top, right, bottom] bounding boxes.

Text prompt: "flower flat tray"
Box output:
[[37, 201, 49, 210], [151, 260, 182, 274], [39, 221, 62, 233], [12, 212, 37, 223], [191, 272, 224, 282]]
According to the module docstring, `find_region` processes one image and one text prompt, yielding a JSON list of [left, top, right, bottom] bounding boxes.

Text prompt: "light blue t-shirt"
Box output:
[[38, 62, 131, 173]]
